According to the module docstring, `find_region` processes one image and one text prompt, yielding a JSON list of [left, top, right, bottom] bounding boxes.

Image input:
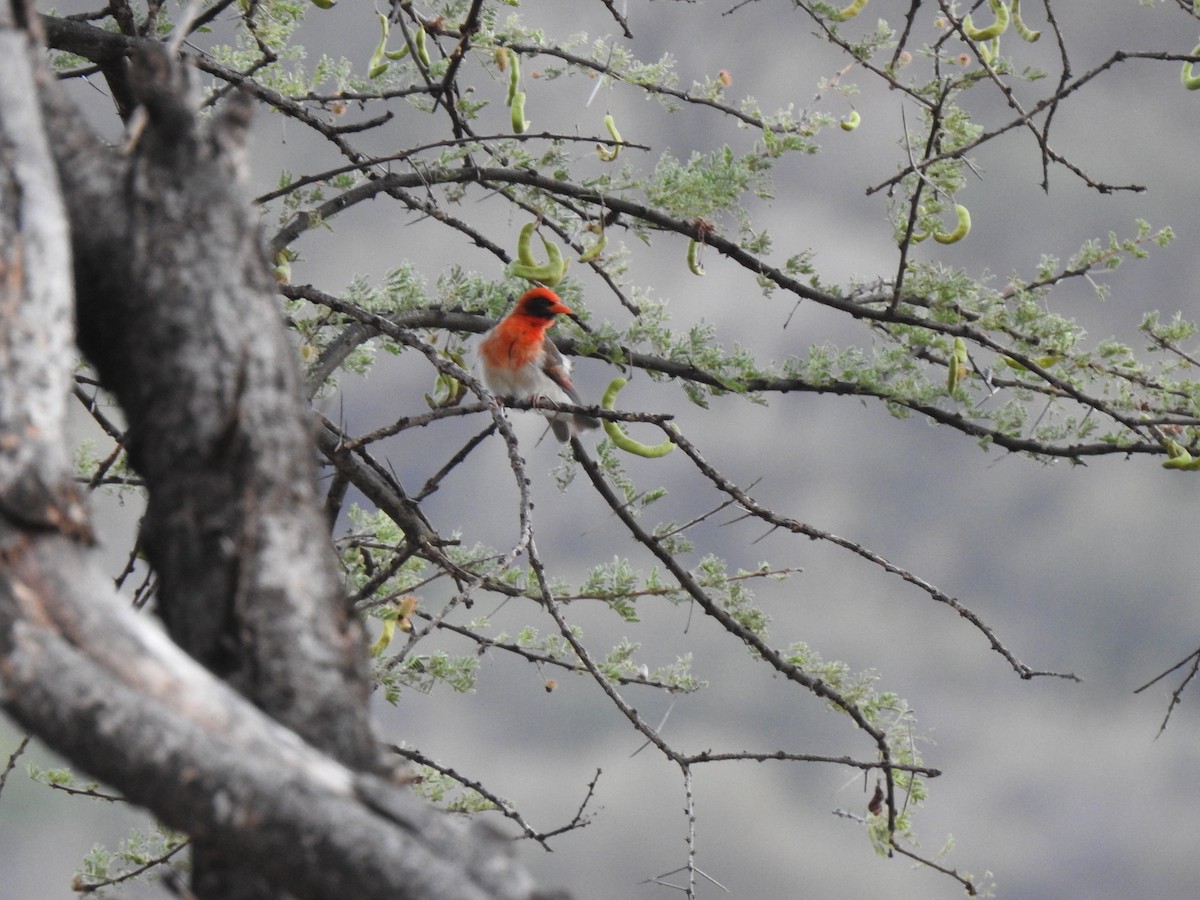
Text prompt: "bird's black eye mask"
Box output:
[[524, 296, 560, 319]]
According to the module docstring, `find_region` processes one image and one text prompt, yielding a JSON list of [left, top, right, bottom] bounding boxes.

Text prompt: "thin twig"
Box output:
[[390, 744, 596, 848], [1133, 647, 1200, 737], [0, 736, 31, 801]]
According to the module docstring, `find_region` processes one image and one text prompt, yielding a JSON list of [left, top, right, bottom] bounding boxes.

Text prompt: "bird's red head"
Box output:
[[514, 286, 574, 320]]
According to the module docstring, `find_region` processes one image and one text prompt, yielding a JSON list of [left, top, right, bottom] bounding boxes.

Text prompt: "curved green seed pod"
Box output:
[[933, 204, 971, 244], [1162, 439, 1200, 469], [601, 377, 625, 409], [831, 0, 868, 22], [414, 25, 430, 68], [1011, 0, 1040, 42], [979, 37, 1000, 64], [511, 90, 530, 133], [601, 377, 675, 458], [1165, 438, 1189, 460], [687, 238, 705, 275], [840, 110, 861, 131], [311, 0, 336, 9], [1162, 456, 1200, 470], [605, 113, 622, 142], [516, 221, 538, 267], [578, 232, 607, 262], [368, 13, 390, 79], [384, 44, 410, 61], [963, 0, 1010, 42], [273, 248, 294, 283], [1002, 353, 1062, 372], [1182, 44, 1200, 90], [947, 337, 969, 392], [506, 48, 521, 106], [597, 113, 623, 161], [946, 359, 961, 393], [536, 234, 566, 286], [509, 232, 568, 286], [369, 617, 396, 657]]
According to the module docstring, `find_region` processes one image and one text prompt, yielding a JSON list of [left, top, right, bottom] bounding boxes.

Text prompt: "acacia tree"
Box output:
[[3, 0, 1200, 897]]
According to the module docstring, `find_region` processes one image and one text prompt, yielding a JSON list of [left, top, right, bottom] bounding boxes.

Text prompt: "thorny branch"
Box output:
[[390, 744, 600, 848], [1134, 647, 1200, 738]]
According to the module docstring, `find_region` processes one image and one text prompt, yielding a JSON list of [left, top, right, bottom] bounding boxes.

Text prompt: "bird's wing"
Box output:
[[540, 337, 584, 405]]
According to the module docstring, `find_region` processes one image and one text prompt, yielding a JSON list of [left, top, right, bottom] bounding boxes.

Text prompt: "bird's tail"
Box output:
[[550, 412, 600, 442]]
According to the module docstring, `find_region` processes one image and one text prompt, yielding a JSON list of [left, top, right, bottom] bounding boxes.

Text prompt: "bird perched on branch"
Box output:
[[478, 287, 600, 441]]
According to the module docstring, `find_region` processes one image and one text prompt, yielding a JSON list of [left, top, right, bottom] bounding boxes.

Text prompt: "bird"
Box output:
[[478, 287, 601, 441]]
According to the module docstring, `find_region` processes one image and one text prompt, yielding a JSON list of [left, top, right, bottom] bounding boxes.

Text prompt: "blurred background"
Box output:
[[4, 1, 1200, 897]]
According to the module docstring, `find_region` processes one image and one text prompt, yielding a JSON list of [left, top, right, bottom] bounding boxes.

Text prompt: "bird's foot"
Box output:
[[528, 393, 564, 412]]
